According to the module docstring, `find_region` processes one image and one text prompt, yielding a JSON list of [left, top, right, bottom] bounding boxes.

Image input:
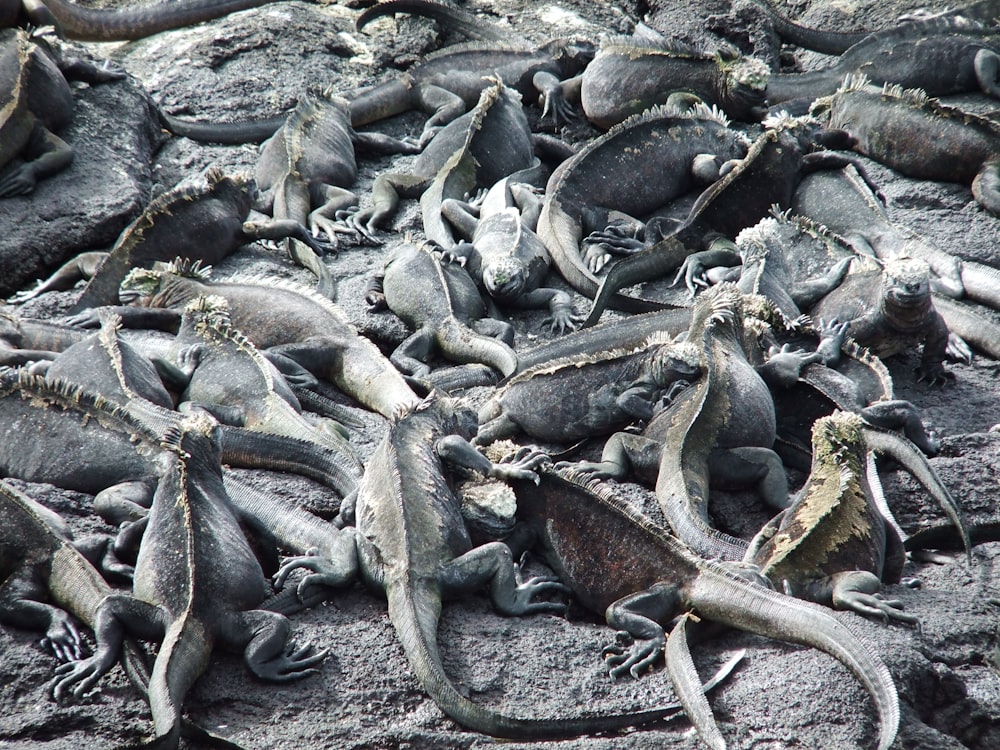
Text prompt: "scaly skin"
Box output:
[[51, 408, 326, 750], [746, 412, 970, 624], [580, 37, 769, 129], [273, 394, 704, 738], [81, 263, 421, 420], [815, 74, 1000, 216], [1, 0, 301, 41], [507, 466, 899, 750], [536, 103, 748, 313]]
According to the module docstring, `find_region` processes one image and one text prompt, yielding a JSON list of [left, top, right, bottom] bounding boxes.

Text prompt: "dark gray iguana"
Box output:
[[813, 73, 1000, 217], [505, 465, 899, 750], [50, 406, 327, 750], [270, 393, 736, 738], [536, 103, 750, 313], [16, 168, 332, 309], [579, 36, 769, 129], [0, 0, 308, 41], [365, 241, 519, 378], [474, 335, 701, 446], [68, 260, 422, 420], [745, 410, 970, 624], [253, 86, 421, 298], [0, 26, 122, 198]]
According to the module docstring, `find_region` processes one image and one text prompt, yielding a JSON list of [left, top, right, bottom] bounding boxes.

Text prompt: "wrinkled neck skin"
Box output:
[[880, 281, 932, 333]]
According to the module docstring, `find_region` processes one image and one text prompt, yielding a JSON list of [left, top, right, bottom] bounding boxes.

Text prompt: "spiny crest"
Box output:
[[420, 40, 532, 64], [223, 272, 350, 324], [762, 110, 820, 132], [600, 99, 730, 144], [158, 409, 219, 457], [839, 72, 873, 95], [551, 466, 672, 539], [601, 34, 707, 58], [162, 257, 213, 280], [183, 293, 230, 318]]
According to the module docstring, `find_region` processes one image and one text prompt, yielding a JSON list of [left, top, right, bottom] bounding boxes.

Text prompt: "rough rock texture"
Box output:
[[2, 1, 999, 749]]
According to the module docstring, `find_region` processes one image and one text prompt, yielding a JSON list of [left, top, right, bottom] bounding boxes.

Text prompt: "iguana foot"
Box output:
[[509, 559, 569, 616], [832, 571, 920, 626], [0, 164, 39, 198], [542, 304, 585, 334], [488, 445, 551, 485], [946, 332, 973, 364], [251, 639, 328, 682], [42, 613, 84, 663], [554, 459, 626, 481], [603, 629, 664, 679], [51, 649, 118, 699], [916, 361, 954, 386]]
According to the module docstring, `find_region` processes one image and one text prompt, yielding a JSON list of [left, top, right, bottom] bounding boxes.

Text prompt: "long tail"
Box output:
[[159, 111, 287, 145], [933, 294, 1000, 360], [688, 565, 899, 750], [436, 318, 518, 378], [43, 0, 293, 41], [744, 0, 868, 55], [355, 0, 512, 42], [386, 583, 737, 739]]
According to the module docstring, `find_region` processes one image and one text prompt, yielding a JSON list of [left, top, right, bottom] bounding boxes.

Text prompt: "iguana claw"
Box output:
[[42, 614, 84, 663]]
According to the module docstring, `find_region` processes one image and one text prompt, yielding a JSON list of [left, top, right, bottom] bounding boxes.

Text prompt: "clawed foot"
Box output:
[[251, 639, 328, 682], [510, 552, 568, 615], [490, 445, 551, 485], [837, 590, 920, 626], [51, 651, 115, 700], [602, 629, 664, 679], [543, 307, 585, 334], [42, 615, 84, 663], [0, 165, 38, 198], [916, 362, 954, 386]]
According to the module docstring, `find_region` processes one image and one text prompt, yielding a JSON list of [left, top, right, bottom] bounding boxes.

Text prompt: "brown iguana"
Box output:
[[745, 410, 971, 624], [68, 260, 421, 420], [271, 393, 734, 738], [365, 241, 519, 378], [0, 0, 309, 41], [580, 36, 769, 129], [505, 465, 899, 750], [474, 335, 700, 446], [813, 73, 1000, 217], [50, 406, 326, 750], [536, 102, 750, 313], [0, 26, 121, 198], [351, 2, 594, 138], [254, 86, 421, 297], [22, 168, 332, 312]]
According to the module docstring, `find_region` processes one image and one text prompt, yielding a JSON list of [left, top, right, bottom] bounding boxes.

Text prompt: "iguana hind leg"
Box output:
[[972, 161, 1000, 217], [826, 571, 919, 626], [974, 48, 1000, 100], [603, 582, 680, 678], [708, 446, 790, 510], [225, 609, 327, 682], [438, 542, 568, 616]]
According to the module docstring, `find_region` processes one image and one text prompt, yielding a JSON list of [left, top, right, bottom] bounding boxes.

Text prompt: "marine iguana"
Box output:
[[50, 407, 327, 750], [813, 74, 1000, 216], [0, 26, 121, 198], [505, 465, 900, 750], [254, 86, 421, 297], [0, 309, 90, 365], [579, 36, 769, 129], [765, 17, 1000, 108], [365, 241, 519, 378], [474, 335, 701, 446], [0, 0, 307, 41], [581, 112, 868, 327], [55, 167, 334, 312], [437, 174, 583, 332], [351, 4, 594, 138], [272, 392, 729, 738], [69, 260, 421, 420], [536, 103, 749, 313], [0, 479, 249, 750], [165, 295, 364, 467], [345, 80, 536, 239], [745, 411, 970, 623]]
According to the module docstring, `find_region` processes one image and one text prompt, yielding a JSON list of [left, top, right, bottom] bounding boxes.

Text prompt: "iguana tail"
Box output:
[[744, 0, 868, 55], [436, 317, 518, 378], [386, 583, 732, 739], [933, 294, 1000, 360], [355, 0, 512, 42], [42, 0, 293, 42], [158, 110, 287, 145], [687, 564, 899, 750]]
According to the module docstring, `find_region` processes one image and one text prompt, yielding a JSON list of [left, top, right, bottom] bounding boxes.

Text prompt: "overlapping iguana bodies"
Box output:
[[475, 336, 701, 446], [43, 168, 332, 311], [0, 26, 121, 198], [745, 410, 970, 624], [272, 393, 760, 738], [254, 86, 421, 298], [71, 260, 421, 420], [537, 103, 749, 313], [579, 36, 769, 129], [365, 241, 519, 378], [505, 465, 900, 750], [50, 406, 326, 750], [352, 1, 594, 138], [0, 0, 305, 41], [814, 74, 1000, 216]]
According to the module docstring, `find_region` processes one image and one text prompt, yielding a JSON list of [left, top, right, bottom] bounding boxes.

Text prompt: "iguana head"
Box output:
[[120, 259, 210, 308], [481, 256, 526, 300], [181, 294, 232, 333], [717, 52, 769, 122], [810, 410, 867, 474], [542, 37, 597, 75], [882, 256, 931, 310], [648, 340, 702, 385]]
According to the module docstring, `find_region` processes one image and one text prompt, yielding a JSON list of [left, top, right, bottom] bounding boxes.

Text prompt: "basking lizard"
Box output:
[[745, 410, 970, 623], [536, 102, 749, 313], [365, 241, 519, 378], [71, 260, 421, 420], [506, 465, 899, 750], [813, 74, 1000, 217], [580, 36, 769, 129], [50, 407, 326, 750], [0, 26, 121, 198], [273, 394, 706, 738]]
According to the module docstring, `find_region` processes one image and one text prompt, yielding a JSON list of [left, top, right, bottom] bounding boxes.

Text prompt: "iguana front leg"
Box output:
[[533, 70, 579, 126], [0, 125, 74, 198], [7, 251, 108, 303], [558, 431, 662, 485]]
